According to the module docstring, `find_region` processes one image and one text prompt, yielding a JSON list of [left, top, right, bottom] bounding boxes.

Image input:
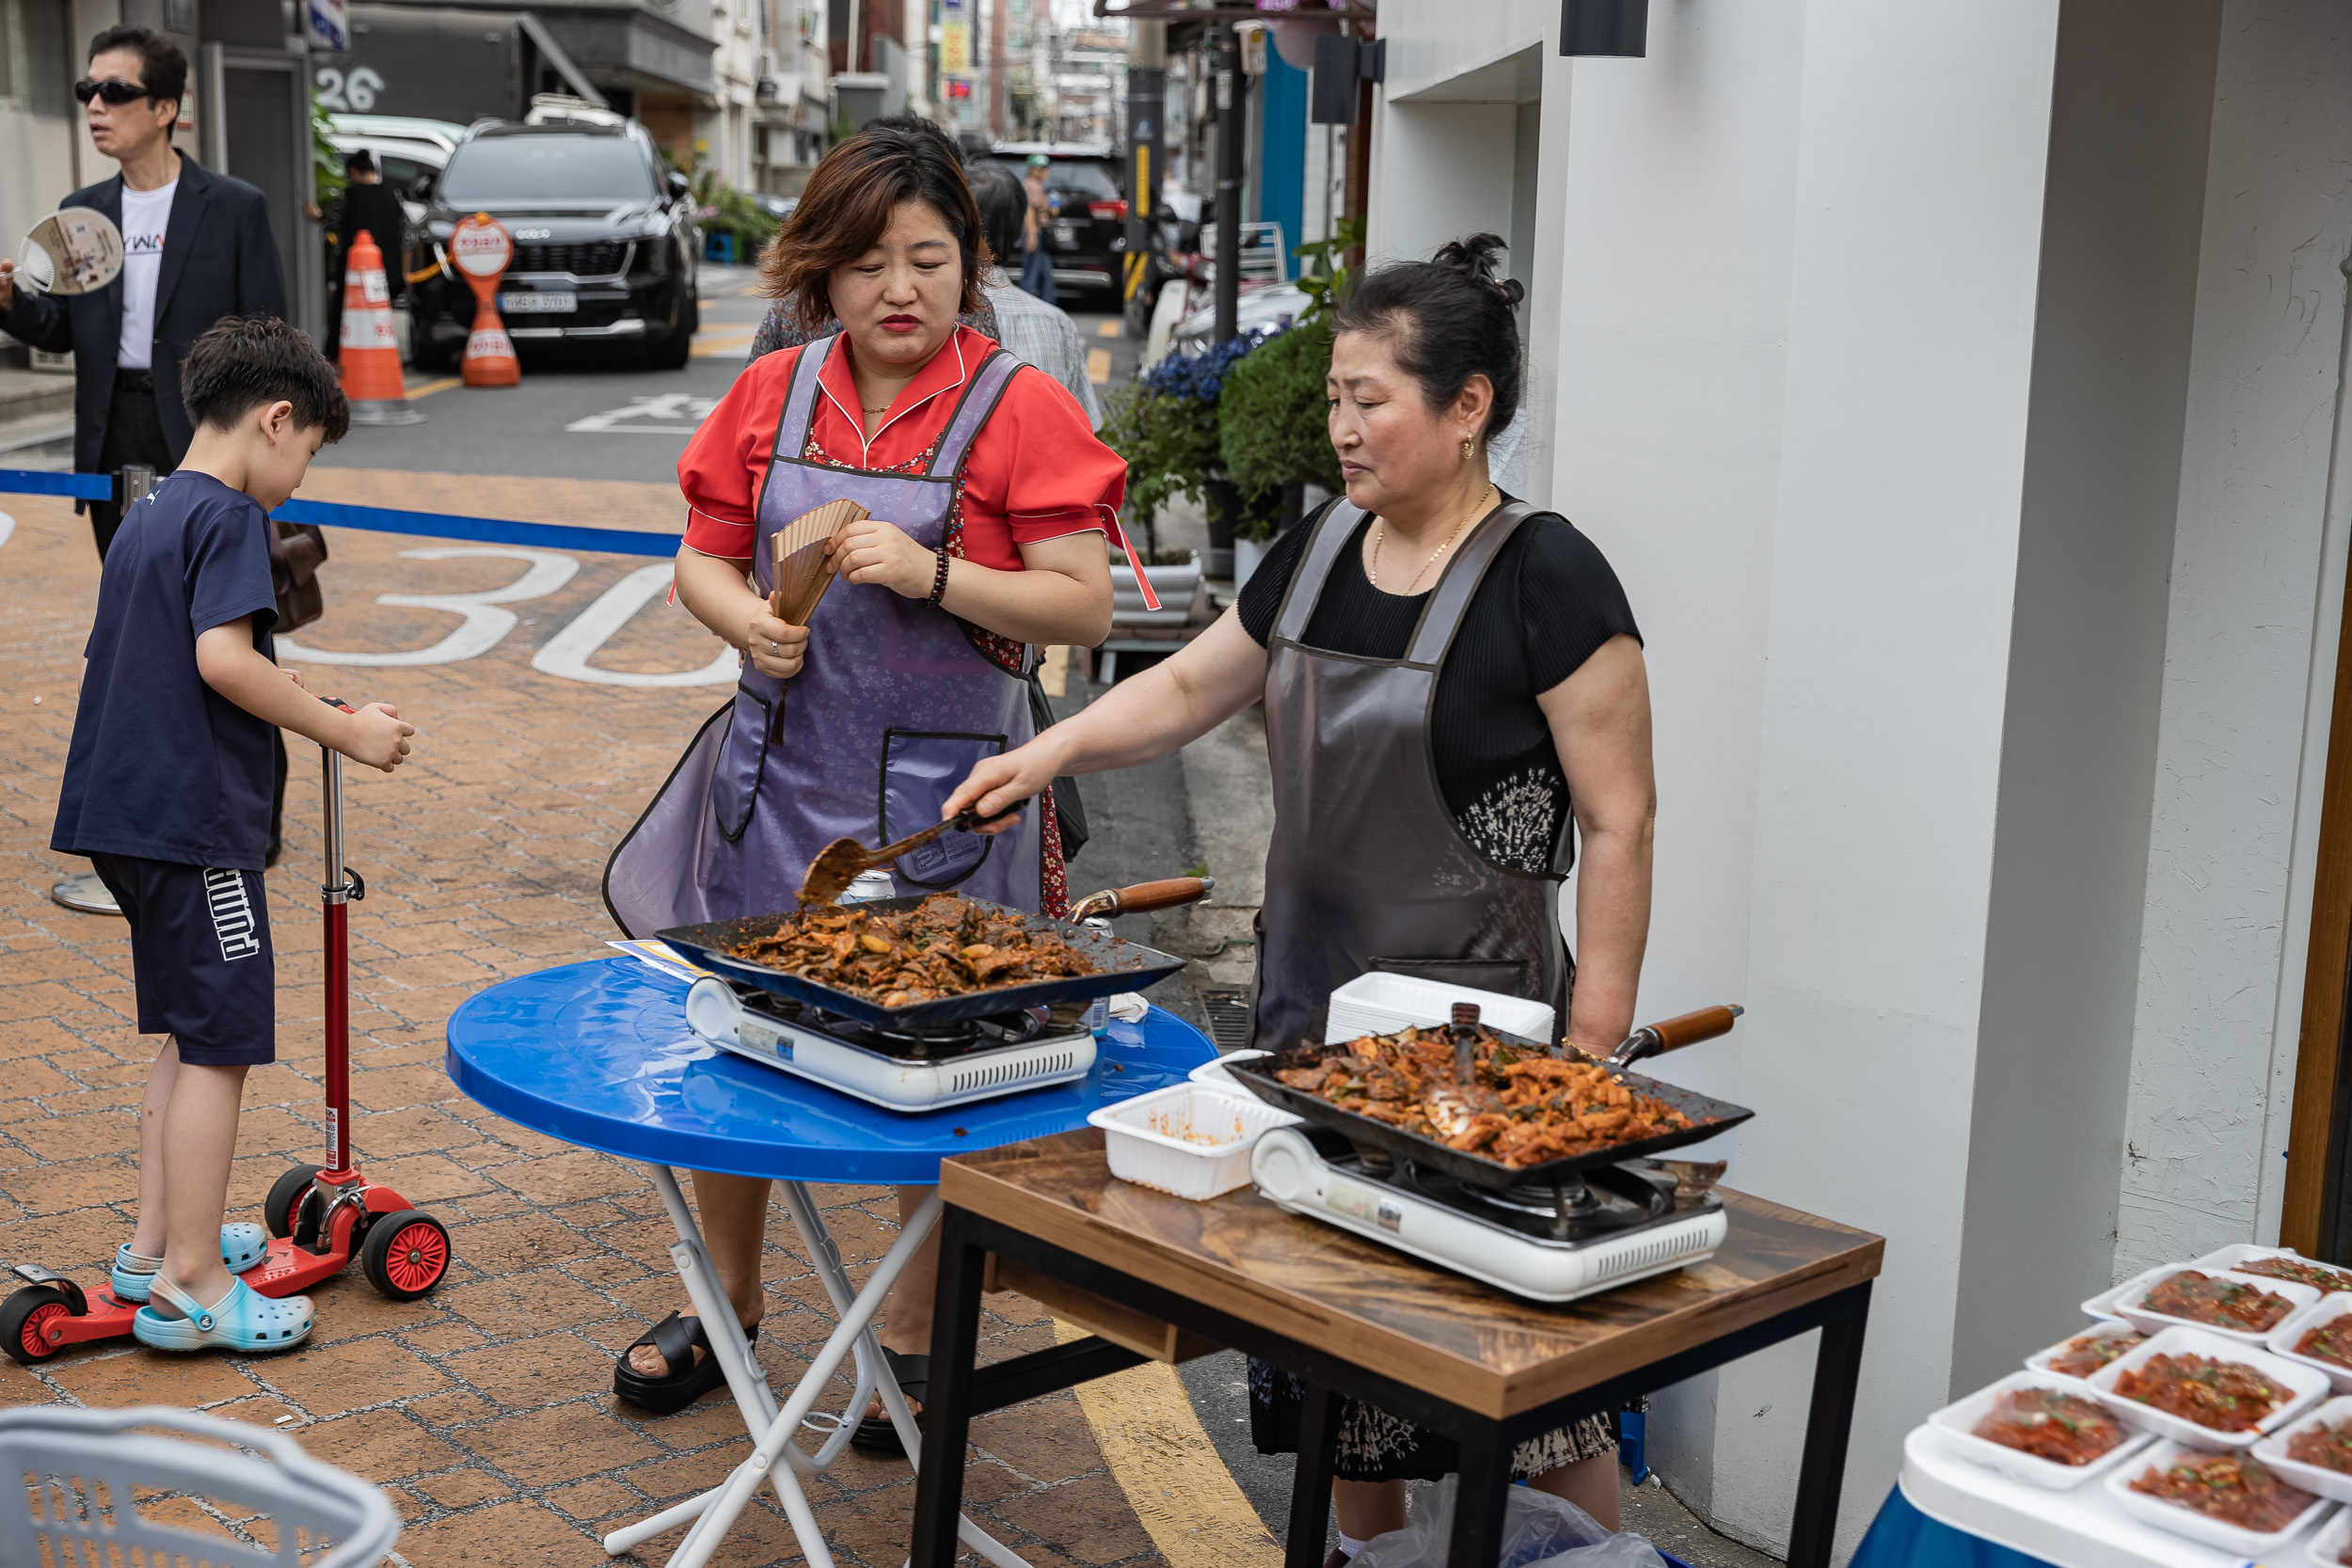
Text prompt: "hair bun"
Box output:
[[1495, 276, 1526, 309], [1432, 231, 1507, 280]]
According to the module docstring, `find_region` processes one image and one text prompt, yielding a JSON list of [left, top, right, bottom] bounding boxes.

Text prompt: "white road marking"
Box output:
[[0, 512, 13, 551], [278, 547, 580, 666], [532, 563, 738, 687], [564, 393, 722, 434]]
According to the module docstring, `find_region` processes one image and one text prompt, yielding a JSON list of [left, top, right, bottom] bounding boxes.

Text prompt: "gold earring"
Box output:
[[1460, 436, 1474, 461]]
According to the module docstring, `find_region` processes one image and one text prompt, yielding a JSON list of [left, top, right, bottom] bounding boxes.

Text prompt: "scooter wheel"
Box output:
[[360, 1211, 451, 1300], [264, 1164, 325, 1240], [2, 1285, 74, 1366]]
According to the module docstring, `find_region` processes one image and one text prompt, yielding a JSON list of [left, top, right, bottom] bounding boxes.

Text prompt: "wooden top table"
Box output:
[[910, 1131, 1883, 1568]]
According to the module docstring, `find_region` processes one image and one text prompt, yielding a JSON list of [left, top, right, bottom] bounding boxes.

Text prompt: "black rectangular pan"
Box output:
[[657, 895, 1187, 1029], [1224, 1031, 1753, 1194]]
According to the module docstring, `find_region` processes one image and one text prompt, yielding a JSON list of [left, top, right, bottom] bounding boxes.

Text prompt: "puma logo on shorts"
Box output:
[[204, 868, 263, 959]]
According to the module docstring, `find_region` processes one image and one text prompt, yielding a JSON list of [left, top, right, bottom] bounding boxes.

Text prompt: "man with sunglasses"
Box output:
[[0, 25, 286, 560]]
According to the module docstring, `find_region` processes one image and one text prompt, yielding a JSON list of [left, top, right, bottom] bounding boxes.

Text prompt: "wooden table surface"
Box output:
[[941, 1130, 1884, 1421]]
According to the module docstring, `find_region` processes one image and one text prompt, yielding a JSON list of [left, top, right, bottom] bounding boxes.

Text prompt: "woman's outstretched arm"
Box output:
[[945, 608, 1269, 824]]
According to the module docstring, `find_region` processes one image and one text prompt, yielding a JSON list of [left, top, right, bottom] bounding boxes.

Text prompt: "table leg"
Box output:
[[1445, 1425, 1513, 1568], [643, 1164, 780, 1427], [910, 1204, 987, 1568], [775, 1180, 881, 1469], [1787, 1283, 1872, 1568], [1284, 1383, 1340, 1568]]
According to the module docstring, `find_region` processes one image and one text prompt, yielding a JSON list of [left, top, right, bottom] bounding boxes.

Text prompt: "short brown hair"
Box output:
[[759, 120, 988, 329]]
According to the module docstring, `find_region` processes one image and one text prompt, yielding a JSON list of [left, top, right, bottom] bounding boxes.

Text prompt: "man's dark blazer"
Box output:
[[2, 153, 287, 475]]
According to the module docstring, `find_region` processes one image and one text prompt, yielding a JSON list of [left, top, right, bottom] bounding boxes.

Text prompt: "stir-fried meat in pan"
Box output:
[[1272, 1024, 1697, 1168], [724, 895, 1094, 1006]]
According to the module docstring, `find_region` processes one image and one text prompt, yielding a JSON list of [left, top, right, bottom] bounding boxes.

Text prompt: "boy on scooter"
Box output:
[[50, 316, 415, 1353]]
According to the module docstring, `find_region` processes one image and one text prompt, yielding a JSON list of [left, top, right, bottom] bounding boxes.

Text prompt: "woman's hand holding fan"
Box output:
[[771, 499, 869, 626]]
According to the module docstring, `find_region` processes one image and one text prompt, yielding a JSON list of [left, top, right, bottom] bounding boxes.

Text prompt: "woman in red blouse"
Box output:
[[602, 123, 1131, 1432]]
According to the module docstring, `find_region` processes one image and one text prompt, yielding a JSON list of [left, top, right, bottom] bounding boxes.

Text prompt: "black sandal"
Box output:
[[850, 1347, 928, 1454], [612, 1312, 757, 1416]]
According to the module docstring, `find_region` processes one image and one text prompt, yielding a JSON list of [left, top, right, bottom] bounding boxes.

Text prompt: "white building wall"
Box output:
[[2119, 0, 2352, 1275]]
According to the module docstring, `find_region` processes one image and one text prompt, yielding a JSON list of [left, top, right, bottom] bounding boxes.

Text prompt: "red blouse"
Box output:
[[678, 325, 1131, 571]]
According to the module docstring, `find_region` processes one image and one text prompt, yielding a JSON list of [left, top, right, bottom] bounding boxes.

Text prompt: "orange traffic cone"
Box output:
[[339, 230, 424, 425], [451, 213, 519, 388]]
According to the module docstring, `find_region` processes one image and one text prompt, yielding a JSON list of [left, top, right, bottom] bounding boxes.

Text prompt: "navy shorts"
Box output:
[[89, 852, 276, 1067]]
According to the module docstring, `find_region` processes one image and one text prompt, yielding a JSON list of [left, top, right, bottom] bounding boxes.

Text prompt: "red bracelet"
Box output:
[[927, 547, 951, 605]]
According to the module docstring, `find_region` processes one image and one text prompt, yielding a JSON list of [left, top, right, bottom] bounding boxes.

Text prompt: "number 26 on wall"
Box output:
[[315, 66, 384, 113]]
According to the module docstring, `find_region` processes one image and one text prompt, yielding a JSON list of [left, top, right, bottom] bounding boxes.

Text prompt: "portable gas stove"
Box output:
[[1249, 1126, 1727, 1303], [685, 976, 1097, 1113]]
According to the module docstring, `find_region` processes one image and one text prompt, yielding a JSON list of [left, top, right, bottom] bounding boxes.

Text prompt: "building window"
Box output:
[[0, 0, 72, 117]]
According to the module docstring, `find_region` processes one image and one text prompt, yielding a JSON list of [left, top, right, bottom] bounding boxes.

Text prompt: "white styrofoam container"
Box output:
[[1089, 1084, 1300, 1201], [1323, 973, 1555, 1045], [2089, 1325, 2332, 1449], [2257, 1396, 2352, 1506], [2116, 1268, 2321, 1347], [2085, 1264, 2171, 1324], [2025, 1323, 2148, 1387], [2301, 1497, 2352, 1568], [2192, 1244, 2352, 1297], [2274, 1295, 2352, 1395], [2103, 1439, 2333, 1555], [1925, 1370, 2155, 1490], [1189, 1050, 1270, 1088]]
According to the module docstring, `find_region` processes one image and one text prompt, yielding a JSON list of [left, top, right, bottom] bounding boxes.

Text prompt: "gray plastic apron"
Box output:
[[1248, 499, 1572, 1052], [603, 334, 1043, 937]]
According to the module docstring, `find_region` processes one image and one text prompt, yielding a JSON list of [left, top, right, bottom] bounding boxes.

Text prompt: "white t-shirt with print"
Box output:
[[116, 179, 177, 371]]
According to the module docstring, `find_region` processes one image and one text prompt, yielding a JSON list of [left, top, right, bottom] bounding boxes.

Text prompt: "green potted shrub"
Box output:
[[1099, 329, 1269, 619]]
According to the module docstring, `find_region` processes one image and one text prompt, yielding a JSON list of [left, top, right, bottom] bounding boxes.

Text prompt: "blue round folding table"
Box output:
[[446, 957, 1215, 1568]]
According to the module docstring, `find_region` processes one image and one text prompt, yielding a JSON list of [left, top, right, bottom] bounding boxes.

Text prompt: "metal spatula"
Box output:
[[797, 799, 1034, 907]]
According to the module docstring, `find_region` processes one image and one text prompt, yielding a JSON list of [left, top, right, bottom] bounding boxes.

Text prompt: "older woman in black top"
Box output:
[[946, 234, 1655, 1539]]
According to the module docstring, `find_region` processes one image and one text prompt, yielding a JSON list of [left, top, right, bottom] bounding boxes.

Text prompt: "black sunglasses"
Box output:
[[72, 79, 153, 106]]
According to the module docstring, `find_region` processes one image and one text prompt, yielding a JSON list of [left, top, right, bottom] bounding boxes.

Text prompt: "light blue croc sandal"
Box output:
[[110, 1224, 273, 1302], [132, 1275, 313, 1353]]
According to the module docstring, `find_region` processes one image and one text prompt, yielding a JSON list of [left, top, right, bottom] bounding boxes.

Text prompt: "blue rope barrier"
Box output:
[[0, 469, 683, 558]]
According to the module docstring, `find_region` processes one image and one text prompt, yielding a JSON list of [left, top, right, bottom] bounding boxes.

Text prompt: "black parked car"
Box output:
[[409, 119, 700, 371], [985, 143, 1125, 305]]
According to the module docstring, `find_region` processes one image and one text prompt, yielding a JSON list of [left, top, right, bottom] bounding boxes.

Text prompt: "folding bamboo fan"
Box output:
[[771, 499, 869, 626]]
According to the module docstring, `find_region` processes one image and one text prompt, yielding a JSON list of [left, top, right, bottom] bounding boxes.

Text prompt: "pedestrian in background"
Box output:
[[325, 149, 406, 359], [968, 160, 1103, 427], [0, 25, 286, 560], [1019, 152, 1057, 303]]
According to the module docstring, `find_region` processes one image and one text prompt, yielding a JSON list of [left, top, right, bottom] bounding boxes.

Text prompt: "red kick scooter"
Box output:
[[4, 703, 454, 1364]]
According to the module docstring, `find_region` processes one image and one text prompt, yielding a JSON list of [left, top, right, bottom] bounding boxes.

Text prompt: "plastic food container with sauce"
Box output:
[[2190, 1244, 2352, 1296], [1089, 1083, 1300, 1201], [1924, 1370, 2154, 1490], [2024, 1322, 2146, 1388], [2103, 1439, 2334, 1555], [2253, 1394, 2352, 1507], [2273, 1294, 2352, 1395], [2113, 1267, 2321, 1347], [2301, 1497, 2352, 1568], [2083, 1265, 2170, 1324], [2088, 1325, 2331, 1450]]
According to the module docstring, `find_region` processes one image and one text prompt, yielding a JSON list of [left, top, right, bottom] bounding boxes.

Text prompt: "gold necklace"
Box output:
[[1369, 485, 1495, 593]]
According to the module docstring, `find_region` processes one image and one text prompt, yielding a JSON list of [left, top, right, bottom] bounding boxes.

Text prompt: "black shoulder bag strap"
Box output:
[[1025, 657, 1090, 861]]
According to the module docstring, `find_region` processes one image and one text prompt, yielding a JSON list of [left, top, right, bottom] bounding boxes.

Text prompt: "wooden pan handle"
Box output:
[[1111, 877, 1216, 913], [1648, 1005, 1743, 1053]]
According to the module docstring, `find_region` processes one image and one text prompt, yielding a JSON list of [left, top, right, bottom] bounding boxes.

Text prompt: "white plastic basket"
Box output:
[[0, 1404, 399, 1567], [1324, 973, 1555, 1044], [1089, 1083, 1300, 1200]]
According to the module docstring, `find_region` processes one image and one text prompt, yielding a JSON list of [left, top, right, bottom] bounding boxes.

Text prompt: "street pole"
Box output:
[[1213, 23, 1243, 345], [1123, 59, 1164, 331]]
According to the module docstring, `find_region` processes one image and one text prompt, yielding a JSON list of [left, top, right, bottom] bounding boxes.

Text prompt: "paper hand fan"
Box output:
[[17, 207, 124, 296], [770, 499, 869, 626]]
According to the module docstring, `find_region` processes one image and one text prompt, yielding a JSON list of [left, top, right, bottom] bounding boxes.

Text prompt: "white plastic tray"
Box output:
[[1188, 1050, 1270, 1088], [2276, 1298, 2352, 1395], [2190, 1244, 2352, 1296], [2256, 1396, 2352, 1506], [1089, 1083, 1299, 1201], [2103, 1440, 2333, 1556], [1323, 972, 1555, 1045], [2302, 1502, 2352, 1567], [2086, 1265, 2170, 1323], [2116, 1268, 2321, 1347], [1925, 1370, 2155, 1490], [2088, 1325, 2331, 1449], [2026, 1323, 2148, 1387]]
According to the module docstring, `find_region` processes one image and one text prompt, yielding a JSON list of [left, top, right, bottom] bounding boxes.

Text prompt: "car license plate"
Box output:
[[501, 291, 576, 314], [1053, 223, 1077, 245]]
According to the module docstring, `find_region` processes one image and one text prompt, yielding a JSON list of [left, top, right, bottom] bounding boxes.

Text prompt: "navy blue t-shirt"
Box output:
[[54, 471, 279, 869]]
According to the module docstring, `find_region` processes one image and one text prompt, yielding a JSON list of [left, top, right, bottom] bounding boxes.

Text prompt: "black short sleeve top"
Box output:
[[1235, 500, 1641, 871]]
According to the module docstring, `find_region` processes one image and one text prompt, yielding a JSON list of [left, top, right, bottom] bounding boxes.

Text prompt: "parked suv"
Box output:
[[985, 143, 1125, 304], [409, 118, 699, 371]]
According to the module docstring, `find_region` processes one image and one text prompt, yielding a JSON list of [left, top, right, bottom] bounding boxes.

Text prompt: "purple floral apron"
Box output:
[[603, 335, 1043, 937]]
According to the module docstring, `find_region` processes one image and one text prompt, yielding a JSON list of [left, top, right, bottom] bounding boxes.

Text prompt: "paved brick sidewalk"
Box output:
[[0, 492, 1165, 1568]]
